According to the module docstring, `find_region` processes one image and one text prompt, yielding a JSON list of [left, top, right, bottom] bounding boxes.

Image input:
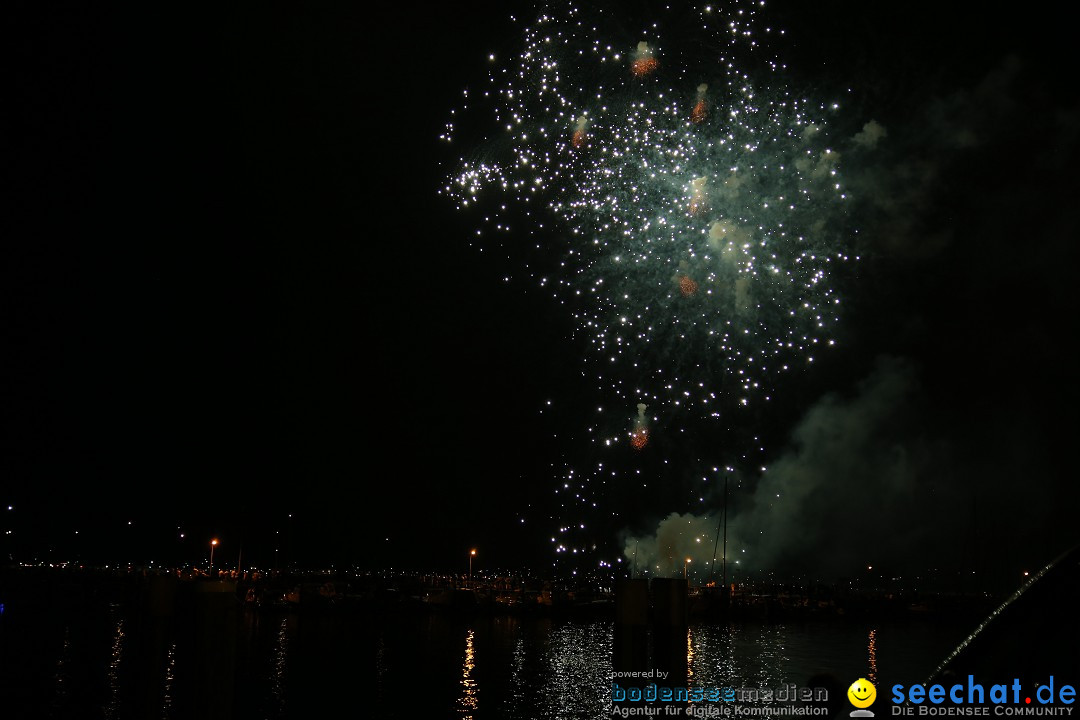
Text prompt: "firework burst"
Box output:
[[443, 1, 858, 561], [444, 2, 852, 425]]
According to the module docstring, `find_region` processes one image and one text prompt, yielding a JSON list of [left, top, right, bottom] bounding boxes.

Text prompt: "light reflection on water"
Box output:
[[375, 634, 388, 706], [18, 605, 966, 719], [162, 641, 176, 719], [271, 615, 288, 716], [52, 626, 71, 712], [515, 620, 613, 719], [105, 607, 124, 720], [460, 628, 478, 718], [688, 620, 954, 694], [688, 624, 791, 690], [868, 628, 878, 685], [687, 627, 695, 682], [464, 619, 950, 718]]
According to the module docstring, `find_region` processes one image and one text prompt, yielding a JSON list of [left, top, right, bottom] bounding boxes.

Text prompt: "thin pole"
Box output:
[[722, 475, 728, 592], [710, 513, 722, 584]]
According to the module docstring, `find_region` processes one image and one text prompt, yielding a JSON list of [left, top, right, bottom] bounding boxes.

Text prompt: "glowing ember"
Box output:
[[631, 56, 658, 77], [691, 99, 707, 124]]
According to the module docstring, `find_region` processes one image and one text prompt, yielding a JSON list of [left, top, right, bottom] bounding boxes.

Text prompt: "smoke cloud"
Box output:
[[624, 356, 1076, 584], [852, 120, 887, 150]]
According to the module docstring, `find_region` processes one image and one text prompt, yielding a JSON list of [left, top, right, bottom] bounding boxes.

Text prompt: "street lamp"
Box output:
[[210, 539, 219, 577], [684, 557, 691, 580], [469, 549, 477, 582]]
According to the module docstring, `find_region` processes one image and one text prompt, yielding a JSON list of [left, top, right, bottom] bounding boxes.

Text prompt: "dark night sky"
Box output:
[[3, 2, 1077, 575]]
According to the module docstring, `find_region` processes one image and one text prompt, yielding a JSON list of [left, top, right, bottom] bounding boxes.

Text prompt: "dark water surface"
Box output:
[[0, 591, 975, 720]]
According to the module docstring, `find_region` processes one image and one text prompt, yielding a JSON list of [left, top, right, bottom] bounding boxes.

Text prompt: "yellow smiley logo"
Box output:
[[848, 678, 876, 708]]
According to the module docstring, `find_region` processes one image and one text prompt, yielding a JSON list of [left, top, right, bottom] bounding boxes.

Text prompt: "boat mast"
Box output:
[[722, 475, 728, 592]]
